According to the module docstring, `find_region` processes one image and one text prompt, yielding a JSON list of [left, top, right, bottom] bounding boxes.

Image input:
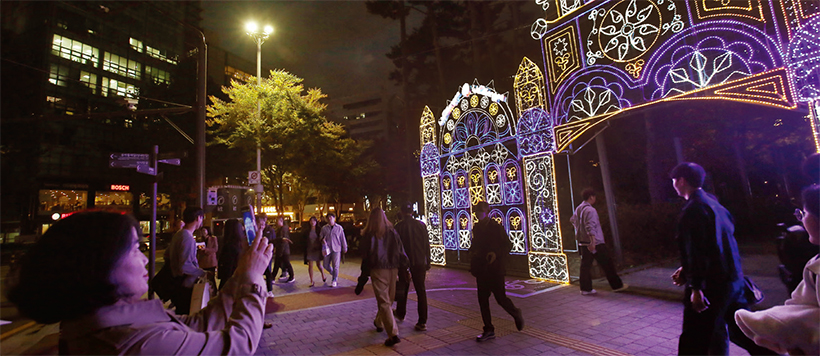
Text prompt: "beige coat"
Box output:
[[59, 277, 266, 355]]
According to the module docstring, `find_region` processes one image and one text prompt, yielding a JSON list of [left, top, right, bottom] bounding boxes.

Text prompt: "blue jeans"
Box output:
[[323, 251, 341, 282]]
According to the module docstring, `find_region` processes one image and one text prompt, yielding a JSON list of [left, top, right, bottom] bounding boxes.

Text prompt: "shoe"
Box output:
[[286, 277, 295, 283], [414, 323, 426, 331], [374, 321, 384, 333], [613, 283, 629, 292], [581, 289, 598, 295], [322, 276, 327, 282], [476, 331, 495, 342], [267, 291, 275, 298], [392, 309, 405, 322], [263, 322, 273, 329], [309, 282, 315, 287], [513, 309, 525, 331], [331, 281, 337, 287], [384, 335, 400, 346]]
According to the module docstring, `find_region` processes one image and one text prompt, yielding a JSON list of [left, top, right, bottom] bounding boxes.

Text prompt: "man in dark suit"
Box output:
[[669, 162, 776, 355]]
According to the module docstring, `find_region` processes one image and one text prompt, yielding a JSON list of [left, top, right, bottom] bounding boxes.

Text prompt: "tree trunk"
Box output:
[[425, 3, 447, 100]]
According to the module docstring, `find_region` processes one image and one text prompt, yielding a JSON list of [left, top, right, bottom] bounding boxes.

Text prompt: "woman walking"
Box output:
[[218, 219, 244, 291], [360, 208, 409, 347], [304, 216, 326, 287], [196, 226, 218, 290]]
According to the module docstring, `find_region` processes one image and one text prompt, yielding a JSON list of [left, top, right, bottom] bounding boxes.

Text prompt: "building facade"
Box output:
[[1, 1, 203, 239]]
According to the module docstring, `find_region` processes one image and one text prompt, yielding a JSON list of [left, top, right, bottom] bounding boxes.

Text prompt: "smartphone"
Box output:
[[241, 205, 256, 246]]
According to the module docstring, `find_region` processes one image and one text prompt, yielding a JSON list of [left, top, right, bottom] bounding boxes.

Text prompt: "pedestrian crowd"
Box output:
[[4, 156, 819, 354]]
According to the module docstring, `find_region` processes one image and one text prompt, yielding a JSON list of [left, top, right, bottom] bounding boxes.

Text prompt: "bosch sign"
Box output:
[[110, 184, 130, 191]]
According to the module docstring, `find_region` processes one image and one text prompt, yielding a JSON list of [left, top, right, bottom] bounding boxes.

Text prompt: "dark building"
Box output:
[[1, 1, 204, 240]]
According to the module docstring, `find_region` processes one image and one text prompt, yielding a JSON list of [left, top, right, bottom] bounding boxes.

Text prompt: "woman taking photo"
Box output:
[[7, 211, 273, 355], [218, 219, 245, 291], [359, 207, 409, 347], [304, 216, 326, 287]]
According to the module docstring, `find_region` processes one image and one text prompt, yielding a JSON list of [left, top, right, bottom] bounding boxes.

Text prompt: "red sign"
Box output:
[[110, 184, 130, 191]]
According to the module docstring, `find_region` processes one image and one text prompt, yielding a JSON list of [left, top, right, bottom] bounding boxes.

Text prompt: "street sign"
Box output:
[[109, 160, 148, 168], [110, 153, 150, 168], [158, 151, 187, 160], [136, 164, 156, 176], [158, 158, 181, 166], [248, 171, 261, 184], [110, 153, 149, 161]]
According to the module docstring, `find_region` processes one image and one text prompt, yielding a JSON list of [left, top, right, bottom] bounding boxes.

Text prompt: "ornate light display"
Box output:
[[420, 0, 818, 282]]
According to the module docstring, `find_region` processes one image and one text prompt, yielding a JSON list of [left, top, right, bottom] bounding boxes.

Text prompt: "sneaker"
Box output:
[[286, 277, 295, 283], [374, 321, 384, 333], [263, 322, 273, 329], [331, 281, 337, 287], [414, 323, 426, 331], [384, 335, 400, 347], [392, 309, 405, 322], [581, 289, 598, 295], [267, 291, 275, 298], [613, 284, 629, 292], [476, 331, 495, 342]]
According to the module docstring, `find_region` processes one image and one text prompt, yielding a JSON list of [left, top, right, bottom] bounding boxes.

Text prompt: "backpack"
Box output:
[[569, 205, 591, 244]]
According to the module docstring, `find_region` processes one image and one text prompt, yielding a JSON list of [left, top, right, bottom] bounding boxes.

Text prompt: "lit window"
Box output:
[[51, 34, 98, 66], [225, 66, 252, 82], [102, 77, 139, 98], [103, 52, 141, 79], [49, 63, 70, 86], [124, 118, 133, 128], [146, 45, 177, 65], [80, 71, 97, 93], [146, 66, 170, 85], [129, 37, 143, 53]]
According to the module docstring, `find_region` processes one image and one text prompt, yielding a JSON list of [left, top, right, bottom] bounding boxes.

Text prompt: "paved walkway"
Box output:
[[0, 243, 790, 355]]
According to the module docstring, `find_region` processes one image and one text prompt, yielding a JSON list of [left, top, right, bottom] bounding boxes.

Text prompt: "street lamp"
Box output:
[[245, 21, 273, 214]]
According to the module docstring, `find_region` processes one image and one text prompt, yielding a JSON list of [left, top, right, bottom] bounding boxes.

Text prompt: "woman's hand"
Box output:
[[235, 233, 273, 284]]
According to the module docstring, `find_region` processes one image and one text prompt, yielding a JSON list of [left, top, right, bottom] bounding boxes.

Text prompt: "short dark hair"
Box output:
[[473, 201, 490, 214], [581, 188, 596, 201], [326, 212, 336, 219], [401, 202, 414, 215], [182, 207, 204, 224], [669, 162, 706, 188], [803, 184, 820, 218], [7, 212, 139, 324], [255, 213, 268, 220]]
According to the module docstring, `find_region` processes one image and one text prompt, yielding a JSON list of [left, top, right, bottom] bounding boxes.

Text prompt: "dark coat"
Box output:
[[394, 217, 430, 268], [360, 228, 409, 272], [273, 226, 289, 257], [676, 189, 745, 300], [469, 217, 512, 278]]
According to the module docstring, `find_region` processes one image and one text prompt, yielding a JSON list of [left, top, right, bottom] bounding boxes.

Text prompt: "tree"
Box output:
[[207, 70, 328, 215]]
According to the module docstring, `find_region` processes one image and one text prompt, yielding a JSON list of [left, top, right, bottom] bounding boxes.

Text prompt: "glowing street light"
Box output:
[[245, 21, 273, 214]]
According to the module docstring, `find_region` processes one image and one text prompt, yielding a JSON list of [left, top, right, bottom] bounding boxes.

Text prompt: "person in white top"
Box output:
[[570, 188, 627, 295], [320, 213, 347, 287]]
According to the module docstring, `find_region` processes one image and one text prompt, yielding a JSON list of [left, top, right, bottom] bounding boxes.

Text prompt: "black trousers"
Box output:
[[476, 275, 519, 332], [678, 288, 778, 355], [272, 254, 294, 281], [580, 243, 623, 291], [395, 265, 428, 324], [171, 286, 193, 315]]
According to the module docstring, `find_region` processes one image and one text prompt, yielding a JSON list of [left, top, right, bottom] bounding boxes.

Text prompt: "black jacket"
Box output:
[[360, 228, 409, 273], [469, 217, 511, 278], [395, 217, 430, 268], [676, 189, 745, 299]]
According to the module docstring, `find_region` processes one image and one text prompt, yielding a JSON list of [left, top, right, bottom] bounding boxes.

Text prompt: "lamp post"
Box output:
[[245, 21, 273, 214]]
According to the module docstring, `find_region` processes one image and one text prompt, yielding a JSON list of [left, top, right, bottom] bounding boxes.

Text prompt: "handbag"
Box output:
[[743, 276, 765, 305], [189, 277, 212, 314], [151, 265, 178, 302]]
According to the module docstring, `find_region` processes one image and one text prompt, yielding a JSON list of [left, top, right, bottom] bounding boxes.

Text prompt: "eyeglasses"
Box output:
[[794, 208, 805, 221]]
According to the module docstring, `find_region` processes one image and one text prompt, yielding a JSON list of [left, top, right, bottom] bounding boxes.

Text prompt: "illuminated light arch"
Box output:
[[485, 163, 503, 206], [506, 207, 528, 254]]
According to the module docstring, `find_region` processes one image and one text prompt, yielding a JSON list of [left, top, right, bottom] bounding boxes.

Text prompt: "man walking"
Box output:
[[570, 188, 627, 295], [164, 206, 206, 315], [257, 214, 277, 297], [321, 212, 347, 287], [470, 201, 524, 342], [393, 202, 431, 331], [670, 162, 777, 355]]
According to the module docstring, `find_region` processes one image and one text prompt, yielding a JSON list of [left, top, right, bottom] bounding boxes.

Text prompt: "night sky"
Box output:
[[201, 1, 423, 101]]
